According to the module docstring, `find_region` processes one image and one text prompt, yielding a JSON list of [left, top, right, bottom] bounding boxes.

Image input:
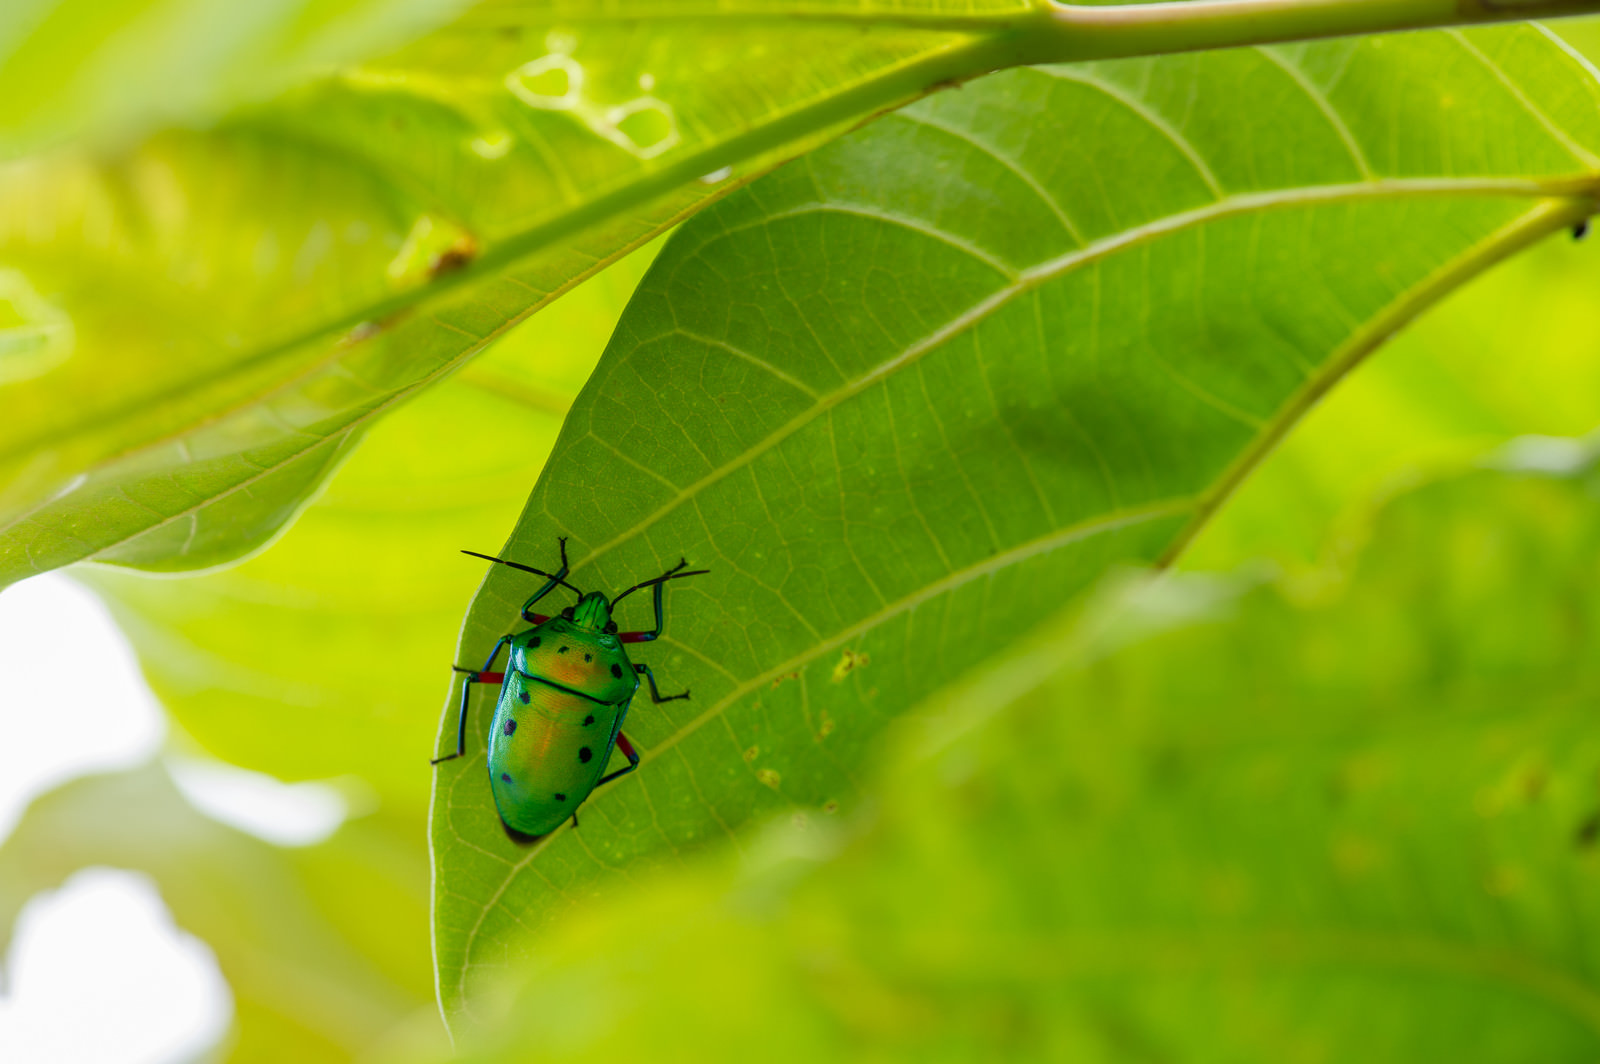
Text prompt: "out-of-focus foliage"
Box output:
[[0, 0, 1053, 586], [432, 25, 1600, 1022], [79, 244, 653, 820], [0, 764, 446, 1064], [0, 0, 467, 159], [433, 451, 1600, 1062]]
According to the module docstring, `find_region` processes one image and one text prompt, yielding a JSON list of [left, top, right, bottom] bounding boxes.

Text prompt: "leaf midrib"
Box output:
[[567, 175, 1582, 578]]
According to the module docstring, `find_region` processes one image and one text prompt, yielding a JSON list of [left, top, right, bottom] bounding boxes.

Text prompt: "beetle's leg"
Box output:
[[618, 561, 687, 643], [598, 731, 642, 785], [634, 663, 689, 704], [433, 636, 511, 764], [520, 537, 571, 623]]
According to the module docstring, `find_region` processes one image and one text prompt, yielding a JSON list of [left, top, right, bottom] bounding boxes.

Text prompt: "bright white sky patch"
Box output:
[[0, 868, 232, 1064], [0, 574, 163, 843], [167, 757, 354, 846], [1488, 433, 1594, 474]]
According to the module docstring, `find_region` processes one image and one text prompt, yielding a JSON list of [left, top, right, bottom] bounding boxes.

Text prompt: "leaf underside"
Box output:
[[431, 26, 1600, 1021]]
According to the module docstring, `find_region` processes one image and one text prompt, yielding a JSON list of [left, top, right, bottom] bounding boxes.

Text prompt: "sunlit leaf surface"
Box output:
[[438, 454, 1600, 1062], [0, 0, 1044, 585], [430, 25, 1600, 1021]]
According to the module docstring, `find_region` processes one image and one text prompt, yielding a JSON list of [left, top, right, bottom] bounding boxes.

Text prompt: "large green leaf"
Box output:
[[431, 25, 1600, 1020], [0, 765, 444, 1063], [0, 0, 1058, 585], [436, 452, 1600, 1062]]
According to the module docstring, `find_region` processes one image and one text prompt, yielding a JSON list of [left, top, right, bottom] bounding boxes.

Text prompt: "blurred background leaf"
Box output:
[[0, 0, 468, 159], [436, 450, 1600, 1062], [431, 24, 1600, 1022], [0, 0, 1054, 586], [0, 763, 446, 1063]]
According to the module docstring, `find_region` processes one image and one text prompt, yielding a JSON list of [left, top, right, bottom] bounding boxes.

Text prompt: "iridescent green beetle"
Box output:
[[432, 538, 706, 843]]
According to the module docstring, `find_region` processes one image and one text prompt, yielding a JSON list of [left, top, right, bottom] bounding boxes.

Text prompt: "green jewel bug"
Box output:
[[433, 538, 707, 844]]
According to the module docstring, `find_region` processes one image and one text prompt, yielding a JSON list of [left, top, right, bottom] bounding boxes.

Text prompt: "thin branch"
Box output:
[[1040, 0, 1600, 60]]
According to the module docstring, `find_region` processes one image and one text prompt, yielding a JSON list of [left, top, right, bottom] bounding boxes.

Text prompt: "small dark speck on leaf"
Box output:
[[428, 237, 478, 278], [1577, 810, 1600, 848], [831, 648, 870, 683]]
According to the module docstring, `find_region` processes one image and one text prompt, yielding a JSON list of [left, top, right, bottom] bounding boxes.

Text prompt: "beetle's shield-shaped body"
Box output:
[[486, 619, 638, 837]]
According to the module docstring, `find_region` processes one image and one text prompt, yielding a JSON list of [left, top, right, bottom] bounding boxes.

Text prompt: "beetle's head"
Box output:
[[565, 591, 614, 632]]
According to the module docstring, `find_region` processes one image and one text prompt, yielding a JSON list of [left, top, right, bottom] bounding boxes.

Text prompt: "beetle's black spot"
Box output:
[[500, 772, 512, 783], [504, 719, 517, 735], [518, 689, 530, 704], [558, 645, 569, 654], [583, 714, 595, 726], [579, 747, 593, 763], [611, 664, 623, 678], [584, 653, 592, 662], [530, 635, 541, 647], [1578, 810, 1600, 848], [554, 793, 566, 802]]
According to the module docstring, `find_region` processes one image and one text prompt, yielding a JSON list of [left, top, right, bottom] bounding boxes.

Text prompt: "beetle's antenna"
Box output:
[[461, 550, 584, 596], [611, 563, 709, 605]]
